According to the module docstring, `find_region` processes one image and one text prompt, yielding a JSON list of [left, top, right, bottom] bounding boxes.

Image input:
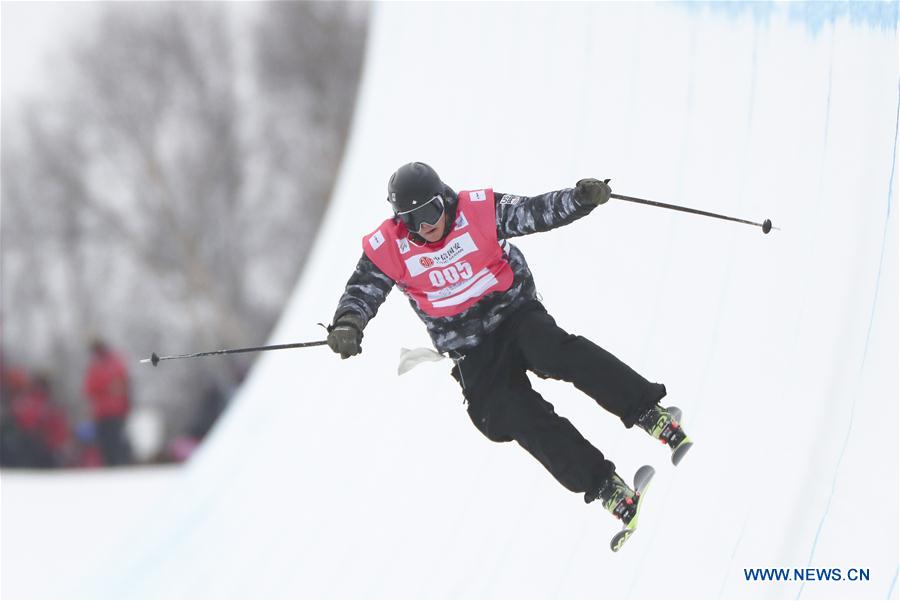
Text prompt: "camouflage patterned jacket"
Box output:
[[332, 188, 598, 354]]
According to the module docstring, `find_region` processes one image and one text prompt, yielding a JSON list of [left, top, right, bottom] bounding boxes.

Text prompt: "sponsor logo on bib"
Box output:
[[405, 232, 479, 276]]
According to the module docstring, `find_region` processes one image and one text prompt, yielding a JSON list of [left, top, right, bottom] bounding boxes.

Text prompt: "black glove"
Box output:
[[575, 178, 611, 206], [327, 314, 364, 359]]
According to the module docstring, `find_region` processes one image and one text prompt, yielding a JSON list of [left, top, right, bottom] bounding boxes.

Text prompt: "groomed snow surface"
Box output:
[[2, 3, 897, 599]]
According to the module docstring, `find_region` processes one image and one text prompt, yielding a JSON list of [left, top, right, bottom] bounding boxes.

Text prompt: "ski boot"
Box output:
[[586, 466, 656, 551], [637, 404, 693, 465]]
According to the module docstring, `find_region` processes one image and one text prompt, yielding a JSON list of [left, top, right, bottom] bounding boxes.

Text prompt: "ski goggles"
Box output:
[[396, 194, 445, 232]]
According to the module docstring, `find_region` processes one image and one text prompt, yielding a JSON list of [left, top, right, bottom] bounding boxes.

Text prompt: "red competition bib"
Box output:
[[363, 188, 514, 318]]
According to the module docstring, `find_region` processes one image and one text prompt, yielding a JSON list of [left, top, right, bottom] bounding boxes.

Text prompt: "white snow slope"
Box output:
[[2, 3, 897, 599]]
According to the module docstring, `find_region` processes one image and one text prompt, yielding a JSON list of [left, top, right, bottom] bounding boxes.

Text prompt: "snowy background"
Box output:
[[2, 2, 897, 599]]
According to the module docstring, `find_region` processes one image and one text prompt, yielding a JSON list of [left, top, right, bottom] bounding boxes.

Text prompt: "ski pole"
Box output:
[[610, 192, 777, 234], [140, 340, 328, 367]]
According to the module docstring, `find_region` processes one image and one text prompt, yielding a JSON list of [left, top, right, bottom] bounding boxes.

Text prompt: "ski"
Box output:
[[609, 465, 655, 552], [672, 437, 693, 465]]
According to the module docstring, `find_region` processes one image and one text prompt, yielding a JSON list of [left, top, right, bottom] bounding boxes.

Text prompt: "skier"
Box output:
[[327, 162, 691, 528]]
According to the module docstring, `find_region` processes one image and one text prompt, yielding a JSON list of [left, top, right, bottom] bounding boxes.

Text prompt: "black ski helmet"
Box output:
[[387, 162, 448, 231]]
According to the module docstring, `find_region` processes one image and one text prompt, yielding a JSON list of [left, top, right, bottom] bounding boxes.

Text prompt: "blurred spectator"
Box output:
[[2, 361, 77, 468], [8, 374, 55, 467], [83, 339, 133, 465]]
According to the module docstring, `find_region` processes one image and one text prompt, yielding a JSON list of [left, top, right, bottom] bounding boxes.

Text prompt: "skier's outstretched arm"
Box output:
[[328, 253, 395, 359], [495, 178, 611, 239]]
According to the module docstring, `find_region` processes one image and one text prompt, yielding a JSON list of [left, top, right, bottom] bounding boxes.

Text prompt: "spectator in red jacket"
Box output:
[[83, 339, 132, 466], [9, 374, 55, 467]]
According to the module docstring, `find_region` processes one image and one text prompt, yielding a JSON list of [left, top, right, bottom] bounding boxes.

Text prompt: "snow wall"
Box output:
[[2, 3, 897, 599]]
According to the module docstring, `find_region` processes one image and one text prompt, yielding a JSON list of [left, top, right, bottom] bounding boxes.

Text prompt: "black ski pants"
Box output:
[[451, 301, 666, 496]]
